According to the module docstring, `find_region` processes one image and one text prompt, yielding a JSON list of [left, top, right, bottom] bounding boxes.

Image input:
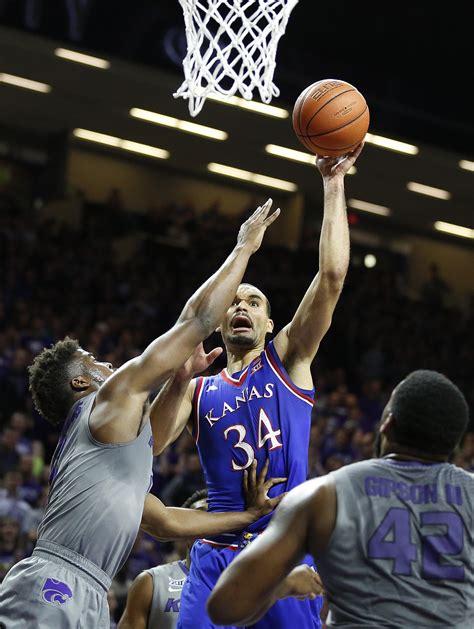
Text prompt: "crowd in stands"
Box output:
[[1, 195, 473, 623]]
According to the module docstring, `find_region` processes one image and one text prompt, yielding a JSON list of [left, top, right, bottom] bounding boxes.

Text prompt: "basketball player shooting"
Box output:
[[0, 202, 283, 628], [151, 144, 364, 629], [207, 370, 473, 627]]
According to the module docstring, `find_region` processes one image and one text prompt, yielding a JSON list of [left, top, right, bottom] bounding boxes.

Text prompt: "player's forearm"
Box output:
[[178, 243, 252, 335], [149, 375, 191, 454], [319, 177, 350, 282], [149, 507, 256, 541]]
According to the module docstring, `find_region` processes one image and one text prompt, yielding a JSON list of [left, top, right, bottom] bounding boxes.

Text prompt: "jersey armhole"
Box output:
[[265, 340, 315, 406]]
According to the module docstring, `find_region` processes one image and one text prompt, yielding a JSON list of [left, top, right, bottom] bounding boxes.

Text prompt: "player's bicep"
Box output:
[[101, 319, 207, 398], [117, 572, 152, 629], [275, 273, 343, 363]]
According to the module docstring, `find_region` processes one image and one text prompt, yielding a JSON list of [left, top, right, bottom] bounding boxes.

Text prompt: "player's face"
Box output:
[[76, 349, 114, 385], [221, 285, 273, 348]]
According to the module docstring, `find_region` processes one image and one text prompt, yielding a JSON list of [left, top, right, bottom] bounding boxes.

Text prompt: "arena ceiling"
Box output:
[[0, 2, 473, 244]]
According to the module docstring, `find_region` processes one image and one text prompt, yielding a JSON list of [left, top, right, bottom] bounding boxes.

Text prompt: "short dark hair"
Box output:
[[391, 370, 469, 455], [240, 283, 271, 317], [28, 337, 80, 427], [181, 488, 208, 510]]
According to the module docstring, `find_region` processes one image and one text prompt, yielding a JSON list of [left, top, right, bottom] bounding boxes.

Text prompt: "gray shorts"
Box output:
[[0, 541, 111, 629]]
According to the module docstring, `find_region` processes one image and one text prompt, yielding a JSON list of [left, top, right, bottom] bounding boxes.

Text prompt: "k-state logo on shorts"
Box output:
[[41, 578, 73, 605]]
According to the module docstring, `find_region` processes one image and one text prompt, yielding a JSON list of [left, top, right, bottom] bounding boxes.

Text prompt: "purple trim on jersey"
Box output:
[[265, 341, 315, 405], [49, 397, 86, 485], [192, 377, 205, 443], [178, 560, 189, 576]]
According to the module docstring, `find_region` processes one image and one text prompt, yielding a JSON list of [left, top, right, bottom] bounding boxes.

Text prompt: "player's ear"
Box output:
[[70, 375, 91, 392], [215, 326, 221, 334], [266, 319, 274, 334], [380, 412, 394, 435]]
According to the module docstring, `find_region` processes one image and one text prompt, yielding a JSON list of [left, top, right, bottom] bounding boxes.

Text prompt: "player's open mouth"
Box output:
[[231, 314, 252, 332]]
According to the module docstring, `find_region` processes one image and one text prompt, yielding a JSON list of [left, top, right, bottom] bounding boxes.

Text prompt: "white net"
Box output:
[[174, 0, 299, 117]]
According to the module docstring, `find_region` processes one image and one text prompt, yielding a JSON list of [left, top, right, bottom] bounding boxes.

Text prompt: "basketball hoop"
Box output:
[[174, 0, 299, 117]]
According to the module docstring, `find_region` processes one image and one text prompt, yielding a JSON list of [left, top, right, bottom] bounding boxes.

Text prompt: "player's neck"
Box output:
[[226, 347, 263, 374], [382, 447, 448, 464]]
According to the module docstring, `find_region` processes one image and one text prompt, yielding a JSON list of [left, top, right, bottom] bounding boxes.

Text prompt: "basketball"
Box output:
[[292, 79, 370, 157]]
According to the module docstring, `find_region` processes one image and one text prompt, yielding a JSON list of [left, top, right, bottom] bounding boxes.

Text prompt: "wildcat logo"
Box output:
[[41, 578, 73, 605]]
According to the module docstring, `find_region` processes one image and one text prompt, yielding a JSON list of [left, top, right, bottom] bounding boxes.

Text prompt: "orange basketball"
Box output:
[[292, 79, 370, 157]]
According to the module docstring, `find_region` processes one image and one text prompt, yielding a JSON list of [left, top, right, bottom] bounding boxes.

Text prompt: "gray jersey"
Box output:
[[38, 392, 153, 578], [146, 560, 188, 629], [316, 458, 474, 628]]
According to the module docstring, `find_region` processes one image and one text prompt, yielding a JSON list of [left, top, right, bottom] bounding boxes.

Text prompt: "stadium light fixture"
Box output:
[[207, 162, 297, 192], [208, 94, 289, 119], [459, 159, 474, 172], [265, 144, 356, 174], [73, 129, 169, 160], [347, 199, 391, 217], [365, 133, 418, 155], [54, 48, 110, 69], [0, 73, 51, 93], [434, 221, 474, 239], [130, 108, 228, 141], [407, 181, 451, 200]]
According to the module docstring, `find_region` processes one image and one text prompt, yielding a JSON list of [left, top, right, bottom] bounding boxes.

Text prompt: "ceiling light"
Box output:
[[459, 159, 474, 172], [0, 73, 51, 93], [364, 254, 377, 268], [54, 48, 110, 69], [73, 129, 169, 159], [365, 133, 418, 155], [207, 94, 289, 119], [265, 144, 356, 174], [407, 181, 451, 200], [347, 199, 391, 216], [434, 221, 474, 239], [130, 107, 227, 140], [207, 162, 297, 192]]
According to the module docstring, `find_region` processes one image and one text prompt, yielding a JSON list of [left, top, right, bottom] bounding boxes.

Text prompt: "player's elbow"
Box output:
[[319, 269, 346, 292]]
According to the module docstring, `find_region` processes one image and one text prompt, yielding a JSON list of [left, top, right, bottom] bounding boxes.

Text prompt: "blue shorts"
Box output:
[[177, 539, 323, 629]]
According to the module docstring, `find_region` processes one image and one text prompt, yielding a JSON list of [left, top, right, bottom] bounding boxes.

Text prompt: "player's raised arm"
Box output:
[[207, 477, 334, 626], [273, 145, 363, 386], [91, 200, 279, 442]]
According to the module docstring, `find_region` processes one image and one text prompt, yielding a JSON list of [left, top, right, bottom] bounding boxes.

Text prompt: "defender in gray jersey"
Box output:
[[208, 370, 473, 628], [0, 202, 285, 629], [118, 489, 208, 629]]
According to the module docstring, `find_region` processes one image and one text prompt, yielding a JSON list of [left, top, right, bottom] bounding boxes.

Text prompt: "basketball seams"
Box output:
[[294, 82, 319, 136], [299, 105, 369, 139], [304, 88, 358, 135], [292, 78, 369, 157]]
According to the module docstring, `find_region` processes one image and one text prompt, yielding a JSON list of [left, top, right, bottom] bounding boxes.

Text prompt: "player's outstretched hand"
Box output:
[[243, 458, 287, 519], [276, 565, 324, 601], [237, 199, 280, 255], [175, 342, 223, 382], [316, 141, 364, 179]]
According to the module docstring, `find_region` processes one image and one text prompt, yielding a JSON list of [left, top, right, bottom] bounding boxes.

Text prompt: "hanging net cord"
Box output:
[[174, 0, 299, 116]]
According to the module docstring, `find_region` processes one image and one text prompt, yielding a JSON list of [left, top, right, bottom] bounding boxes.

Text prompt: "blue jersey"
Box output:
[[192, 340, 314, 533]]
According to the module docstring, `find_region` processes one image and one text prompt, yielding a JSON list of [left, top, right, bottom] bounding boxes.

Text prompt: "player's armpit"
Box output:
[[117, 571, 153, 629]]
